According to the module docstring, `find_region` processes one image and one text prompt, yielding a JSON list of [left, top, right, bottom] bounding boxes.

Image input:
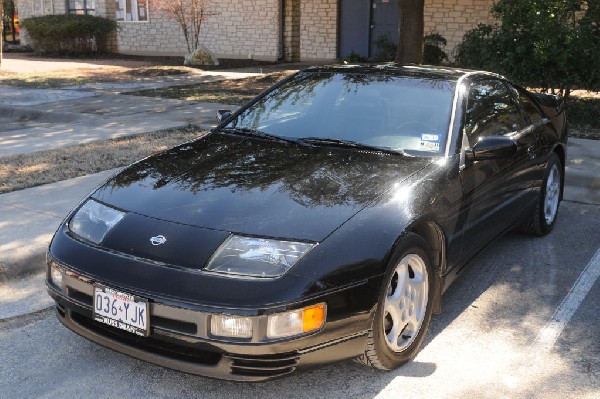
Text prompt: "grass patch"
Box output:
[[0, 69, 120, 88], [0, 126, 206, 194], [129, 71, 293, 105], [0, 65, 192, 89], [129, 87, 257, 105]]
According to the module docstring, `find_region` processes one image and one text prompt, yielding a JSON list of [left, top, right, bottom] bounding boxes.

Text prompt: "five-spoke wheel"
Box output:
[[357, 233, 434, 370], [383, 253, 429, 353]]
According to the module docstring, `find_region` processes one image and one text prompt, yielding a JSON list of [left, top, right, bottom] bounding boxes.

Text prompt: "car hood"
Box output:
[[92, 132, 431, 242]]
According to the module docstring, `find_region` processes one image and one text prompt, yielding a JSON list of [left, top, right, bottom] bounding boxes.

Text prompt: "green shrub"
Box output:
[[455, 0, 600, 98], [342, 51, 369, 63], [568, 98, 600, 129], [423, 33, 448, 65], [454, 24, 498, 70], [21, 14, 116, 55]]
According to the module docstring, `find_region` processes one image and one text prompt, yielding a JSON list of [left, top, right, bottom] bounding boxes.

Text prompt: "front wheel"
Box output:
[[356, 233, 434, 370]]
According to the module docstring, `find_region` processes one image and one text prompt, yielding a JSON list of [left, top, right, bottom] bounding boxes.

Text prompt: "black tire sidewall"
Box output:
[[535, 153, 562, 235], [371, 233, 435, 369]]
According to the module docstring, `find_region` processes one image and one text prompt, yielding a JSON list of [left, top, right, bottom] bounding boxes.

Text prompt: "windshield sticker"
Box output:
[[420, 141, 441, 151], [421, 134, 440, 142]]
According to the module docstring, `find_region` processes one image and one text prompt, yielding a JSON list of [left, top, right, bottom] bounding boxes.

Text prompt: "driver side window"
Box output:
[[465, 80, 524, 146]]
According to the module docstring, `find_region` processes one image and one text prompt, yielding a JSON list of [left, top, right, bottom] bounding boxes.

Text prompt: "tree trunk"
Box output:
[[396, 0, 425, 64]]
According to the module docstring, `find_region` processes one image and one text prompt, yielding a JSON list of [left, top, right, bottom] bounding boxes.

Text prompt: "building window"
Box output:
[[116, 0, 148, 22], [67, 0, 96, 15]]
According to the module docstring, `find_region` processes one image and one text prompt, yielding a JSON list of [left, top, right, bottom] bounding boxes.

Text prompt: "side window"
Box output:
[[465, 80, 524, 145], [516, 88, 544, 124]]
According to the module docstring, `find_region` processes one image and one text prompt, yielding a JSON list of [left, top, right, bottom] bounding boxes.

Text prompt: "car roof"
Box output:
[[305, 63, 504, 83]]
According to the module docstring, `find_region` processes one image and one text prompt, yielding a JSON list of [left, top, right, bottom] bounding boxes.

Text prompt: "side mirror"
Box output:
[[216, 109, 232, 124], [466, 136, 517, 161]]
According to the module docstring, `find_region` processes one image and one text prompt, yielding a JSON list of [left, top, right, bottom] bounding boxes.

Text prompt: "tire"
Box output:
[[522, 153, 563, 236], [356, 233, 434, 370]]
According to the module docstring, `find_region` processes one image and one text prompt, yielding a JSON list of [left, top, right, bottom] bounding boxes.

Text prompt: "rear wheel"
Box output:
[[356, 233, 434, 370], [522, 153, 563, 236]]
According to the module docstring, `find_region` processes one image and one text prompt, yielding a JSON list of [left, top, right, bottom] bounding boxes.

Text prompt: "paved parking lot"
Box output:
[[0, 201, 598, 398]]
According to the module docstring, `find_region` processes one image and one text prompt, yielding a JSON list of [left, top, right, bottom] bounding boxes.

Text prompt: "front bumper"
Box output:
[[47, 264, 373, 381]]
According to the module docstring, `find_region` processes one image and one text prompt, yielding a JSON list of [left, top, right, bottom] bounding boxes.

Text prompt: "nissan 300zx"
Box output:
[[47, 65, 567, 381]]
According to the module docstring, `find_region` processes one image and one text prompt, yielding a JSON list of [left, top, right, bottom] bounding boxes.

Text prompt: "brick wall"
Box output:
[[424, 0, 497, 56], [299, 0, 338, 61], [17, 0, 65, 19], [117, 0, 281, 60], [203, 0, 281, 60]]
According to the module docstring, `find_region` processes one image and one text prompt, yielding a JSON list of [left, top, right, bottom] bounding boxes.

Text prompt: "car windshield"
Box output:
[[226, 71, 456, 155]]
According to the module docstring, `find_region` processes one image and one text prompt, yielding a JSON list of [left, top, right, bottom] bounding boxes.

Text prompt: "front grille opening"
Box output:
[[230, 353, 299, 377], [56, 303, 66, 317], [70, 311, 221, 366], [152, 316, 197, 335], [231, 366, 296, 377], [68, 287, 93, 306]]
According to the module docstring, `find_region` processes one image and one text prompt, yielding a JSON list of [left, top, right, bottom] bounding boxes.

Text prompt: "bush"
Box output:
[[341, 51, 369, 63], [568, 98, 600, 129], [423, 33, 448, 65], [21, 14, 116, 55], [455, 0, 600, 98]]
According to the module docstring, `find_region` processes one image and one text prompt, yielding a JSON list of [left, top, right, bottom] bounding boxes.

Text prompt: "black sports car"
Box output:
[[47, 65, 567, 381]]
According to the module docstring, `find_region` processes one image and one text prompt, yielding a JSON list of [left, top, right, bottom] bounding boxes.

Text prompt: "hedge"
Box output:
[[21, 14, 117, 55]]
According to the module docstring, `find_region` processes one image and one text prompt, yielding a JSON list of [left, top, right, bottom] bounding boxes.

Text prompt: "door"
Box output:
[[459, 78, 534, 259], [339, 0, 371, 58], [369, 0, 399, 58]]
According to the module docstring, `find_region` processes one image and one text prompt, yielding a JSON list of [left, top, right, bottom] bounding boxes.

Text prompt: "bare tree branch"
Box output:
[[148, 0, 216, 53]]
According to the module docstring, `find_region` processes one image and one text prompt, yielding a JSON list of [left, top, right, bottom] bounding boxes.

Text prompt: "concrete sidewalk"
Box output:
[[0, 60, 310, 155], [0, 92, 236, 155], [0, 84, 240, 156]]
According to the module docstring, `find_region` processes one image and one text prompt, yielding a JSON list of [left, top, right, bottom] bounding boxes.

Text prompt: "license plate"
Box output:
[[93, 285, 149, 337]]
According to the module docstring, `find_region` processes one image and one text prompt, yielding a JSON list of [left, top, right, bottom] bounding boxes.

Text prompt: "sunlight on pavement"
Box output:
[[0, 272, 52, 320]]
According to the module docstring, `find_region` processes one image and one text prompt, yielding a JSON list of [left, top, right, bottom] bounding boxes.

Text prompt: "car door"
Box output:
[[459, 78, 537, 260]]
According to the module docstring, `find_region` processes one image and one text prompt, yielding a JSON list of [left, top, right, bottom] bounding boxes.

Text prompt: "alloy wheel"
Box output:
[[544, 164, 561, 225], [382, 253, 429, 353]]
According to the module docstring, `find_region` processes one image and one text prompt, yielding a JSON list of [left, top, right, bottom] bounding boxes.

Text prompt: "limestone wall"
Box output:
[[116, 0, 281, 60], [424, 0, 497, 56], [299, 0, 338, 61]]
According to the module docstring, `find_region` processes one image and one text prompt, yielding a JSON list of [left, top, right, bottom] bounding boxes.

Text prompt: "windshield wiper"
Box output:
[[299, 137, 407, 155], [220, 127, 300, 145]]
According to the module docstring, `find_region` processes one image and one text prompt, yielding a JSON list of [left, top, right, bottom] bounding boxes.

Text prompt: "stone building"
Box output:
[[16, 0, 495, 61]]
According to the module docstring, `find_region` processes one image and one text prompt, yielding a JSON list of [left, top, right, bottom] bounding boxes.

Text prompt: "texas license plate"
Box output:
[[93, 285, 149, 337]]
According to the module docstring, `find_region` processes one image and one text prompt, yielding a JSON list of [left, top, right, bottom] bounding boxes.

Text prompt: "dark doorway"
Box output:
[[369, 0, 399, 58], [338, 0, 399, 60], [339, 0, 371, 58]]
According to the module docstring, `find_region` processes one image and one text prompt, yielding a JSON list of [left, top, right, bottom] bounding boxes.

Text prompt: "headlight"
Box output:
[[69, 199, 125, 244], [49, 264, 65, 291], [205, 235, 315, 278]]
